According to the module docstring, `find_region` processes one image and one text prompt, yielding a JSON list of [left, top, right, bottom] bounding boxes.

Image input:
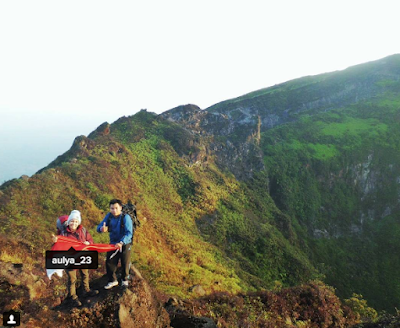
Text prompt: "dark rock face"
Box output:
[[160, 105, 265, 180], [165, 298, 217, 328], [161, 104, 233, 136], [0, 261, 43, 310], [170, 315, 217, 328]]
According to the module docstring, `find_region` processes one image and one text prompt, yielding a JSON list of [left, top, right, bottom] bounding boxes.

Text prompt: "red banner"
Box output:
[[47, 236, 119, 279], [52, 235, 118, 252]]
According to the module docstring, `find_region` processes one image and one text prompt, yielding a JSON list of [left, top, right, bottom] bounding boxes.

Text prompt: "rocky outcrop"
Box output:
[[161, 104, 234, 136], [88, 122, 111, 138], [70, 135, 96, 154], [0, 261, 172, 328], [165, 298, 217, 328], [54, 266, 172, 328], [352, 154, 376, 199], [160, 105, 265, 180]]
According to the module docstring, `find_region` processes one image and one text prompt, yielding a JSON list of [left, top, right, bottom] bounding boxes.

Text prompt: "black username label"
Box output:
[[46, 247, 98, 269]]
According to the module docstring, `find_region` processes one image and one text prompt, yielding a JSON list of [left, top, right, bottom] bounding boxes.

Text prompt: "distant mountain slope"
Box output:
[[206, 54, 400, 130], [157, 54, 400, 311], [1, 54, 400, 319]]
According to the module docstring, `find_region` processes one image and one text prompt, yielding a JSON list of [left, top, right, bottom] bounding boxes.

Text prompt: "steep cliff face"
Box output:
[[160, 104, 264, 180], [159, 56, 400, 183], [258, 71, 400, 310]]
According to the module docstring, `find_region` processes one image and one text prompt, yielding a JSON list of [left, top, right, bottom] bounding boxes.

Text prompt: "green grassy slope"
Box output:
[[0, 110, 316, 300], [260, 88, 400, 311]]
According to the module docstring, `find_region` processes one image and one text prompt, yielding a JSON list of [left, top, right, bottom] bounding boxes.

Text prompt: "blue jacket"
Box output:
[[97, 213, 133, 245]]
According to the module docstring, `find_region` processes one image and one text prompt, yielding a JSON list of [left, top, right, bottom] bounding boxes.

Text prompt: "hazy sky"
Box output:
[[1, 0, 399, 183]]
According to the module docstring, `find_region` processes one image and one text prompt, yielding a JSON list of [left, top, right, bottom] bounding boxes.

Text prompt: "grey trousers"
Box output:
[[106, 244, 131, 282]]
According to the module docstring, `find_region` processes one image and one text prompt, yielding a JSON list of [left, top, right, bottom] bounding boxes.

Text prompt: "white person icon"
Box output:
[[7, 315, 16, 324], [3, 310, 20, 326]]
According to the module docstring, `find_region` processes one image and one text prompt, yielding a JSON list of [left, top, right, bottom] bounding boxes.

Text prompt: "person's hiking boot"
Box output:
[[121, 280, 129, 288], [104, 281, 118, 290], [71, 296, 82, 307], [83, 289, 99, 297]]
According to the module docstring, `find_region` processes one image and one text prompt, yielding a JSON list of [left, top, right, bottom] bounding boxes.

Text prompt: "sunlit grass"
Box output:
[[321, 117, 387, 137]]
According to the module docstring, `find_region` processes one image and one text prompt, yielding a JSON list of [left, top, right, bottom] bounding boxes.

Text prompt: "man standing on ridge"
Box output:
[[97, 199, 133, 289]]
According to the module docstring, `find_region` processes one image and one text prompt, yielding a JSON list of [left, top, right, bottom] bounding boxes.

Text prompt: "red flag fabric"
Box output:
[[47, 236, 119, 280], [51, 235, 118, 252]]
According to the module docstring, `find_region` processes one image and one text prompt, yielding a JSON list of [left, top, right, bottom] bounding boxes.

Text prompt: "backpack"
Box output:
[[122, 201, 141, 229], [56, 215, 69, 235], [106, 200, 140, 245]]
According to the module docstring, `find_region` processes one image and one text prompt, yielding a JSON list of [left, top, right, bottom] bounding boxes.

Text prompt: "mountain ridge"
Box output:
[[2, 54, 400, 326], [206, 53, 400, 129]]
